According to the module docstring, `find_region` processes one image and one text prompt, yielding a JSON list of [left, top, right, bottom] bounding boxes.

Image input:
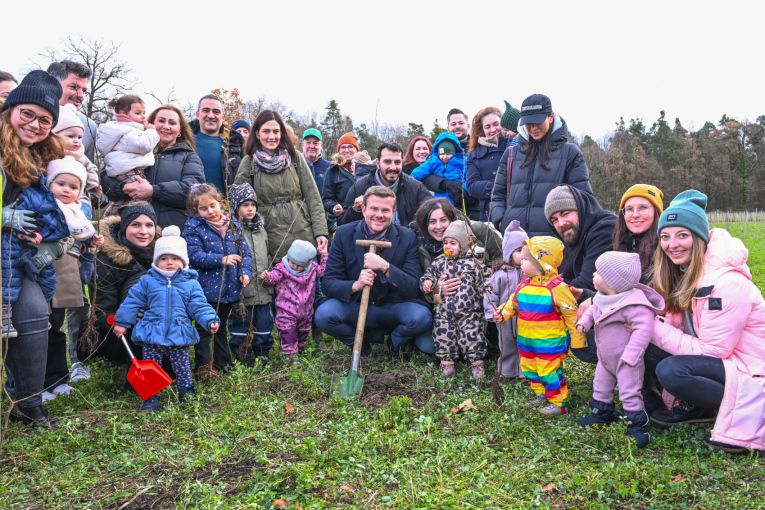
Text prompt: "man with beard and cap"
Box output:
[[545, 184, 616, 364], [337, 142, 431, 227]]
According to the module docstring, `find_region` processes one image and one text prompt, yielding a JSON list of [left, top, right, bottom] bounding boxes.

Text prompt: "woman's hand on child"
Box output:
[[222, 255, 242, 266], [90, 234, 104, 248], [422, 280, 433, 293], [493, 310, 504, 323], [210, 322, 220, 334], [576, 297, 592, 321], [113, 325, 127, 338], [124, 176, 153, 201], [240, 275, 250, 286], [440, 276, 460, 297]]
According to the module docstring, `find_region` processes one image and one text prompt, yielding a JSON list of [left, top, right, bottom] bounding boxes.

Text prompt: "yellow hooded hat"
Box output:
[[523, 236, 564, 277]]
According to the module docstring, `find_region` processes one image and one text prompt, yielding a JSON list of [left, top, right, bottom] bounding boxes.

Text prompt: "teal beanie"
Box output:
[[657, 190, 709, 241]]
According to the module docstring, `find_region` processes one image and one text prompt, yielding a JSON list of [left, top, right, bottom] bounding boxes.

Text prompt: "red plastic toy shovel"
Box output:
[[107, 315, 172, 400]]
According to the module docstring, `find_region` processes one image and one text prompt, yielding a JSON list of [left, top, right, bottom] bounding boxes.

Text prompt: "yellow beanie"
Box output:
[[619, 184, 664, 214]]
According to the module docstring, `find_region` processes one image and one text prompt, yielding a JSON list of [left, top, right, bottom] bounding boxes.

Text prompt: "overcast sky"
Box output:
[[3, 0, 763, 142]]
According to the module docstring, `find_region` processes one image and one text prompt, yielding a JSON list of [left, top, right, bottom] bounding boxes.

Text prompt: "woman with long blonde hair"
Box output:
[[1, 71, 71, 429], [645, 190, 765, 454]]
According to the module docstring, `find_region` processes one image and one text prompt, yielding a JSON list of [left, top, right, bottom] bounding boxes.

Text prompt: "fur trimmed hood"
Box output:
[[99, 215, 162, 266]]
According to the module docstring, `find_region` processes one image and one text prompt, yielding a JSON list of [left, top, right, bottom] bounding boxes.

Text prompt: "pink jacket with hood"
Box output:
[[651, 228, 765, 450]]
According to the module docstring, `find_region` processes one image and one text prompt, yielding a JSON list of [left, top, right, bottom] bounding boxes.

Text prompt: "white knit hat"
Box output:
[[46, 155, 87, 194], [153, 225, 189, 267], [595, 251, 641, 293], [53, 103, 84, 134]]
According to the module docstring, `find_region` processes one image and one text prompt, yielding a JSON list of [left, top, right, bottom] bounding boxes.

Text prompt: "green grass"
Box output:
[[1, 222, 763, 509]]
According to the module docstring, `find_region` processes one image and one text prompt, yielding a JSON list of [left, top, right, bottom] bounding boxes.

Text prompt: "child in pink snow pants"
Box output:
[[261, 240, 328, 358]]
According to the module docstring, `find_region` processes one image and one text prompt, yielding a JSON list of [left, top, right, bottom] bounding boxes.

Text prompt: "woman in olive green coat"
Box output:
[[233, 110, 328, 265]]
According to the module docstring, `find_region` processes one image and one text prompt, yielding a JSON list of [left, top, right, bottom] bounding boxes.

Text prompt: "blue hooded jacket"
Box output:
[[410, 132, 467, 203], [182, 216, 253, 304], [2, 174, 70, 304], [114, 268, 219, 347]]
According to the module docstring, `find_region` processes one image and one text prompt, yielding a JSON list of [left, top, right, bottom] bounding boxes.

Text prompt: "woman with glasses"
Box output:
[[613, 184, 664, 281], [1, 71, 72, 429]]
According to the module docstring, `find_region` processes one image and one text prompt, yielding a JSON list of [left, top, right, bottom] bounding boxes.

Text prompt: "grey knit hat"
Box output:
[[502, 220, 529, 262], [443, 220, 472, 256], [595, 251, 641, 293], [545, 185, 577, 223], [153, 225, 189, 268], [285, 239, 317, 268]]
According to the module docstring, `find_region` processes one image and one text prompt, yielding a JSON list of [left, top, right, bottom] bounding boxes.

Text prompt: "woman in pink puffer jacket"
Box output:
[[648, 190, 765, 454]]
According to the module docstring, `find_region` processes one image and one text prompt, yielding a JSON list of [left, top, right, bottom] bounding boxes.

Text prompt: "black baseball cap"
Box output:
[[519, 94, 553, 126]]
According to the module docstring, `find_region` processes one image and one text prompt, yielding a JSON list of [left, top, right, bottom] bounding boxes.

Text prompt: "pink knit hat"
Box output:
[[595, 251, 641, 293], [53, 103, 84, 134]]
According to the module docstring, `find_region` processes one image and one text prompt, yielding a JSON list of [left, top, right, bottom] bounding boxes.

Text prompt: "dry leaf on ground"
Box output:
[[273, 497, 303, 509], [540, 483, 555, 492], [671, 474, 686, 483], [451, 399, 478, 413], [340, 484, 356, 493], [285, 402, 295, 414]]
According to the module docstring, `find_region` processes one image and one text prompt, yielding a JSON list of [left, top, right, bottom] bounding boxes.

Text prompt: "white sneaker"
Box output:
[[41, 390, 57, 403], [69, 362, 91, 383], [52, 383, 74, 397], [529, 393, 547, 406]]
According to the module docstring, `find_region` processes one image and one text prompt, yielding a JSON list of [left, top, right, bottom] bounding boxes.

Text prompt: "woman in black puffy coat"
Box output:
[[100, 104, 204, 229]]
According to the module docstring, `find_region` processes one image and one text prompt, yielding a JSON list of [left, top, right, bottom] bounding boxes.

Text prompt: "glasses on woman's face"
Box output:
[[622, 205, 651, 217], [15, 107, 55, 130]]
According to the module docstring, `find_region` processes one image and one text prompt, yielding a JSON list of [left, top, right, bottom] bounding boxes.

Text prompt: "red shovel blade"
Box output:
[[108, 315, 173, 400], [128, 359, 172, 400]]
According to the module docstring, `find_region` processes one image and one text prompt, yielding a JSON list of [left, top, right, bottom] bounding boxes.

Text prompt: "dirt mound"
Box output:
[[360, 369, 438, 409]]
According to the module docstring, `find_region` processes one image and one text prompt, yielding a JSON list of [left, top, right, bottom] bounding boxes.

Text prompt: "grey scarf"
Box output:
[[252, 148, 292, 173], [478, 134, 500, 148]]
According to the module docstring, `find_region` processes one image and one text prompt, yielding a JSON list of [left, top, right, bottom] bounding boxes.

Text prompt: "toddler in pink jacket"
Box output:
[[260, 240, 328, 359], [576, 251, 664, 448]]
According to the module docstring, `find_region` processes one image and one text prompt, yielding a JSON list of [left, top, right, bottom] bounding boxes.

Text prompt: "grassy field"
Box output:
[[1, 223, 763, 509]]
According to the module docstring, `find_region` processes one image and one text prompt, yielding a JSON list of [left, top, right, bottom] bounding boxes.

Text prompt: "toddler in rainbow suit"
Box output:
[[494, 236, 584, 416]]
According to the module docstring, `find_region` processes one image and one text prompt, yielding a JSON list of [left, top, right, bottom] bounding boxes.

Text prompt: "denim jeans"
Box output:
[[315, 298, 432, 348], [5, 278, 49, 408], [229, 303, 275, 361], [656, 354, 726, 410], [413, 330, 436, 355], [45, 307, 70, 391]]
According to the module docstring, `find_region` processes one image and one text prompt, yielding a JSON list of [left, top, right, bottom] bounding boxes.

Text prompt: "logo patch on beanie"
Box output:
[[648, 190, 655, 196], [667, 213, 677, 221], [44, 94, 56, 107]]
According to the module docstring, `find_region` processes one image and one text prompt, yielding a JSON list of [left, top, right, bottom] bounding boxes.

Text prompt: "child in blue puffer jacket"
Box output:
[[182, 183, 252, 377], [114, 225, 219, 412], [410, 132, 467, 205]]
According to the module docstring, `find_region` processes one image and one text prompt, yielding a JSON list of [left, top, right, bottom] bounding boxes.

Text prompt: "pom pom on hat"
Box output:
[[153, 225, 189, 268]]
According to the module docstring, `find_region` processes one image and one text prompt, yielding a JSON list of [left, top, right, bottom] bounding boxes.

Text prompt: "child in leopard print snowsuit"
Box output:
[[420, 221, 492, 379]]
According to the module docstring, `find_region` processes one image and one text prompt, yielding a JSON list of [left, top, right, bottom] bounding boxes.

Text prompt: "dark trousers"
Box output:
[[4, 278, 49, 408], [315, 298, 432, 348], [570, 329, 598, 364], [194, 301, 233, 373], [656, 354, 726, 410], [229, 304, 275, 361], [44, 307, 70, 391]]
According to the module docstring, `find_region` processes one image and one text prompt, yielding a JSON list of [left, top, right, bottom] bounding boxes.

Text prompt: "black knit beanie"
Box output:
[[120, 204, 158, 233], [1, 70, 63, 124]]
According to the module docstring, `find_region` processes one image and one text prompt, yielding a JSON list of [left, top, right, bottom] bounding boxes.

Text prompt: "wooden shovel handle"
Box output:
[[350, 245, 377, 371]]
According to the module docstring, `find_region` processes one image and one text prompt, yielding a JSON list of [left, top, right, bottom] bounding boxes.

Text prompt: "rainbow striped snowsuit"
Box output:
[[498, 236, 584, 410]]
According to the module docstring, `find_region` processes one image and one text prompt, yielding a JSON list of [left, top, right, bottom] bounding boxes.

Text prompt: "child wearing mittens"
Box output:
[[260, 239, 328, 360], [113, 226, 220, 412], [484, 220, 528, 383], [421, 220, 493, 379], [576, 251, 664, 448], [494, 236, 584, 416], [183, 183, 252, 376]]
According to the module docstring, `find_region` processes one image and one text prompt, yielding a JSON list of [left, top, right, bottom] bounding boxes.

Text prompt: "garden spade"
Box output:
[[107, 315, 172, 400], [331, 239, 392, 399]]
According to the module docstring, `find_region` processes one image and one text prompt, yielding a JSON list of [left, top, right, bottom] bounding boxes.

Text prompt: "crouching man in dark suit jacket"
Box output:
[[315, 186, 432, 360]]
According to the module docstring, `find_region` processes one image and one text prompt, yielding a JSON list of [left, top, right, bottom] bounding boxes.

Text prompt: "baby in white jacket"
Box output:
[[97, 95, 160, 212], [46, 157, 103, 248]]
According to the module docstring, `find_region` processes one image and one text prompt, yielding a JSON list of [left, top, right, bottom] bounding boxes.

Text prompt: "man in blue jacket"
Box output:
[[315, 186, 431, 360]]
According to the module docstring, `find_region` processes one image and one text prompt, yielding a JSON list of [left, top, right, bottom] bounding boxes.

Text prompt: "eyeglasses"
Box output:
[[14, 107, 55, 130], [339, 145, 356, 151], [622, 205, 651, 217]]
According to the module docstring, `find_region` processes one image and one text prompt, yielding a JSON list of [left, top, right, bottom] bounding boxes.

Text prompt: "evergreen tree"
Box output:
[[429, 119, 446, 142]]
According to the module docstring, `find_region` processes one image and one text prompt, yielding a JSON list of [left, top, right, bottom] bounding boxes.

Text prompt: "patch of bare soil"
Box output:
[[360, 368, 440, 409]]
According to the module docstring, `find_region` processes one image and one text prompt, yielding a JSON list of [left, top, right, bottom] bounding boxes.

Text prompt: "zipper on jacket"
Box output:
[[166, 278, 172, 337]]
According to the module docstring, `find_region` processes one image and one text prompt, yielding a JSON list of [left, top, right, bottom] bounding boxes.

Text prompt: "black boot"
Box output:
[[641, 387, 666, 416], [386, 337, 412, 362], [703, 431, 749, 455], [650, 401, 716, 430], [577, 399, 620, 427], [623, 409, 651, 448], [178, 385, 196, 404], [9, 405, 58, 429], [140, 395, 160, 412]]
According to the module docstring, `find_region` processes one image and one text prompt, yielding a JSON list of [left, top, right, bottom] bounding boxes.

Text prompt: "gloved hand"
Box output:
[[29, 242, 64, 270], [2, 206, 42, 235], [444, 180, 464, 202]]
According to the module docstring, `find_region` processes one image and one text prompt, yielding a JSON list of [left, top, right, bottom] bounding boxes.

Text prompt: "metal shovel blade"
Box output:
[[127, 359, 172, 401], [331, 369, 365, 399]]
